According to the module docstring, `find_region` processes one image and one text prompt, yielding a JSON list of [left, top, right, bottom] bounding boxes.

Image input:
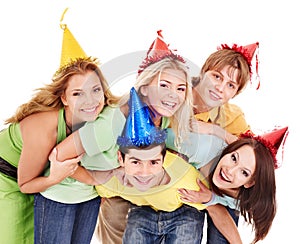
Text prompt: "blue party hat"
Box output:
[[117, 87, 167, 147]]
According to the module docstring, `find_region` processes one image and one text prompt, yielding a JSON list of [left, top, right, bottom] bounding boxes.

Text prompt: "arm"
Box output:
[[190, 120, 237, 144], [55, 130, 85, 161], [178, 179, 242, 243], [48, 145, 114, 185], [18, 111, 79, 193], [206, 204, 242, 244]]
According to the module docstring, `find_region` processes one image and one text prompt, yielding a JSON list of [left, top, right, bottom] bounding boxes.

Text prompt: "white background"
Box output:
[[0, 1, 298, 243]]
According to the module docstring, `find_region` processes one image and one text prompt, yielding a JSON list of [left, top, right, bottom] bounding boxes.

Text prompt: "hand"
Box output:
[[190, 119, 214, 134], [48, 148, 83, 183], [178, 178, 212, 204]]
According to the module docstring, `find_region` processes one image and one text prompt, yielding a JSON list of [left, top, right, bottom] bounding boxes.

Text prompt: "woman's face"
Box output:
[[141, 68, 187, 119], [194, 65, 239, 110], [212, 145, 256, 190], [62, 70, 105, 125]]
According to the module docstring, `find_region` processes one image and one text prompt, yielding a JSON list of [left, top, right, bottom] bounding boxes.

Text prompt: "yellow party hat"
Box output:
[[59, 8, 87, 68]]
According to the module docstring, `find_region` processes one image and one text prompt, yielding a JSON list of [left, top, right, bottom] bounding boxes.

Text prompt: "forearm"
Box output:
[[19, 174, 61, 193], [206, 204, 242, 244], [211, 125, 238, 144], [56, 131, 85, 160], [71, 166, 114, 185]]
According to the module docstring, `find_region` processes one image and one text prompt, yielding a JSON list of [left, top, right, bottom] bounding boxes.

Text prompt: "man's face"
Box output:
[[194, 65, 239, 110], [118, 145, 165, 191]]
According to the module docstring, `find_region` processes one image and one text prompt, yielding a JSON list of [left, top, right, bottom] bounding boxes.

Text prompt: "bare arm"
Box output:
[[178, 179, 242, 243], [18, 111, 79, 193], [191, 120, 237, 144], [206, 204, 242, 244], [55, 130, 85, 161]]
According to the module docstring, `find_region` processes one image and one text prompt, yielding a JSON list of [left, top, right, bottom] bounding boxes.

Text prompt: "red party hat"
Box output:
[[138, 30, 185, 75], [218, 42, 260, 89], [241, 126, 289, 169]]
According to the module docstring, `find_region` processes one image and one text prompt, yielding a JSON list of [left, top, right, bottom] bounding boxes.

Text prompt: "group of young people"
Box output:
[[0, 8, 289, 244]]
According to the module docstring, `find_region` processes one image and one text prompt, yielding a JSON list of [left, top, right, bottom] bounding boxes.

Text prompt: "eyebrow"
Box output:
[[159, 79, 187, 86], [127, 156, 162, 162], [236, 151, 253, 175]]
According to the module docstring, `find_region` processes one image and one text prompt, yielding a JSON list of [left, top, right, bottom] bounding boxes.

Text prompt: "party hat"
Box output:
[[59, 8, 88, 69], [117, 87, 167, 147], [218, 42, 260, 89], [138, 30, 185, 75], [241, 126, 289, 169]]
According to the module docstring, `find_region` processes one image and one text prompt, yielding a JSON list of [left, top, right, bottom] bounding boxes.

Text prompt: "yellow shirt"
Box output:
[[95, 151, 209, 212], [194, 103, 250, 136]]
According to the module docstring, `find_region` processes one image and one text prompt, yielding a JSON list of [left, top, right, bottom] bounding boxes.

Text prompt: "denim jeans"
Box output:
[[206, 206, 239, 244], [34, 193, 100, 244], [123, 205, 205, 244]]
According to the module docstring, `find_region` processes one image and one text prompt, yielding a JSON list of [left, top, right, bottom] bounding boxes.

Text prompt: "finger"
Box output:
[[48, 148, 57, 162]]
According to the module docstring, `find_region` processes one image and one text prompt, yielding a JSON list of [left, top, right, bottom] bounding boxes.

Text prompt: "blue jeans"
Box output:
[[34, 193, 100, 244], [206, 206, 239, 244], [123, 205, 205, 244]]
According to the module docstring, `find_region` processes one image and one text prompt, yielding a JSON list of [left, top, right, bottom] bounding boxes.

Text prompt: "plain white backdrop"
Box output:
[[0, 1, 298, 243]]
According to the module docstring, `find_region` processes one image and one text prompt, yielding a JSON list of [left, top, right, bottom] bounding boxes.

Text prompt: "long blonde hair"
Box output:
[[119, 57, 193, 146], [5, 57, 119, 124]]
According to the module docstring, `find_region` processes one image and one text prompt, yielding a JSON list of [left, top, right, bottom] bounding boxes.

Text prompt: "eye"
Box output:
[[150, 160, 159, 165], [241, 170, 249, 177], [94, 86, 103, 93], [231, 152, 237, 163], [177, 85, 186, 92], [227, 82, 237, 90], [159, 80, 169, 89], [72, 91, 84, 97], [130, 160, 139, 165]]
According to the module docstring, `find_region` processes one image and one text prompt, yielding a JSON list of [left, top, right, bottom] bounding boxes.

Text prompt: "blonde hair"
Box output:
[[5, 57, 119, 124], [120, 57, 193, 146]]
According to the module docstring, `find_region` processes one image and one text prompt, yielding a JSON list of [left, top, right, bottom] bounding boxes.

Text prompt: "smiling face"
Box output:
[[140, 68, 187, 122], [62, 70, 105, 126], [118, 145, 165, 191], [212, 144, 256, 191], [194, 65, 239, 111]]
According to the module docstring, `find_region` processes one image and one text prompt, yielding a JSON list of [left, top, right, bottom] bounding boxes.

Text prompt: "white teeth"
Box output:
[[82, 107, 97, 112], [162, 101, 176, 108], [220, 170, 230, 182]]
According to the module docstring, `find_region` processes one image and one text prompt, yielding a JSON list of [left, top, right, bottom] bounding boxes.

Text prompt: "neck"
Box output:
[[192, 89, 211, 114]]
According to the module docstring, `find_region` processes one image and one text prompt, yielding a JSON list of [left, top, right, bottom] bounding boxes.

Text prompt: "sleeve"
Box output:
[[205, 193, 239, 210], [79, 107, 125, 156], [166, 128, 227, 169]]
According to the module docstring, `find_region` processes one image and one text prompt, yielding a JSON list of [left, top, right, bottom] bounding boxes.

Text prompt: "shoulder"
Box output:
[[20, 110, 59, 134], [220, 103, 244, 115]]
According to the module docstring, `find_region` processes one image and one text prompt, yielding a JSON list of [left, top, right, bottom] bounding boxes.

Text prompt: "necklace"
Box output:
[[158, 168, 166, 186], [63, 112, 72, 133]]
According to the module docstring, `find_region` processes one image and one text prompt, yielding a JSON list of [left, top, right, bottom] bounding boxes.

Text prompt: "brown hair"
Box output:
[[5, 57, 119, 124], [209, 138, 276, 243], [192, 49, 251, 96]]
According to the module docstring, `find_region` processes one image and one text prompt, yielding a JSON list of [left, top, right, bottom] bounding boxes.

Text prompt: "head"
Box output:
[[5, 58, 115, 124], [118, 143, 167, 191], [210, 138, 276, 243], [129, 57, 193, 145], [55, 57, 117, 127], [192, 48, 251, 111]]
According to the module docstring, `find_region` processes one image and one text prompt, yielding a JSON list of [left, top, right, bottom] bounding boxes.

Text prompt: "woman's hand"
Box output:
[[48, 148, 83, 184], [191, 119, 237, 144], [178, 178, 212, 204]]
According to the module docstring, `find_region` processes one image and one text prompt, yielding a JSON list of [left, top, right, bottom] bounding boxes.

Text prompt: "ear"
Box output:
[[244, 180, 255, 188], [140, 85, 148, 97], [61, 93, 68, 106], [117, 151, 125, 167]]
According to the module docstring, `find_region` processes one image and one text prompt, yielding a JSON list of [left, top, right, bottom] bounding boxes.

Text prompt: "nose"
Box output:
[[226, 165, 237, 176], [215, 81, 226, 92], [139, 164, 151, 176]]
